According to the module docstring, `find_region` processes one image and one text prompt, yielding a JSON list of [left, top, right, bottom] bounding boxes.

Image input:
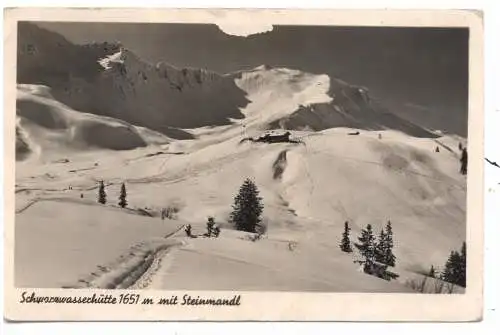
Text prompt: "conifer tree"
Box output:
[[442, 250, 462, 285], [375, 228, 386, 263], [382, 220, 396, 266], [458, 242, 466, 287], [441, 242, 466, 287], [229, 178, 264, 233], [354, 224, 376, 265], [98, 180, 106, 205], [460, 148, 468, 175], [118, 182, 127, 208], [339, 221, 353, 253]]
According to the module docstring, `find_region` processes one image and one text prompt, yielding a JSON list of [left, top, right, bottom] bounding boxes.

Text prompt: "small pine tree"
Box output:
[[118, 182, 127, 208], [429, 265, 436, 278], [458, 242, 466, 287], [382, 220, 396, 266], [460, 148, 468, 175], [435, 146, 440, 153], [339, 221, 353, 253], [98, 180, 106, 205], [354, 224, 376, 265], [229, 178, 264, 233]]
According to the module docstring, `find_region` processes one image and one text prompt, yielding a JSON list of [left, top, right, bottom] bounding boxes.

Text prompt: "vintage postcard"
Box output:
[[3, 8, 483, 321]]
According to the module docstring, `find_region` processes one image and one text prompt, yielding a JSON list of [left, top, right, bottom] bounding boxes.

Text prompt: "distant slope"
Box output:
[[232, 66, 438, 137], [16, 84, 172, 160]]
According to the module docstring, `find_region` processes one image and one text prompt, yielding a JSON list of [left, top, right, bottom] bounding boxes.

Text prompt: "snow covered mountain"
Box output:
[[14, 22, 466, 293], [18, 23, 248, 137], [17, 22, 438, 142]]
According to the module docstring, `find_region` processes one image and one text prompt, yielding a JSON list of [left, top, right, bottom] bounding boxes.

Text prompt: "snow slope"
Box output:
[[229, 66, 438, 138], [16, 84, 171, 161], [15, 199, 184, 288], [15, 118, 466, 291]]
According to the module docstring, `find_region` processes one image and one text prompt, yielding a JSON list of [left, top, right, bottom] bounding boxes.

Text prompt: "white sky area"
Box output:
[[216, 22, 274, 37]]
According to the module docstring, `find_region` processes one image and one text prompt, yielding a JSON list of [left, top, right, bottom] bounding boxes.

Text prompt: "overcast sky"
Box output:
[[36, 22, 469, 136]]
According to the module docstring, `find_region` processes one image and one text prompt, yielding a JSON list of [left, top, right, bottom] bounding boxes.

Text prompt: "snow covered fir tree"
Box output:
[[352, 222, 398, 281], [119, 182, 128, 208], [354, 224, 376, 266], [229, 178, 264, 233], [97, 180, 106, 205], [375, 221, 396, 267], [339, 221, 353, 253]]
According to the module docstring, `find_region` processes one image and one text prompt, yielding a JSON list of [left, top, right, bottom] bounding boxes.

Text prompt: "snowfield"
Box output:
[[15, 199, 184, 288], [15, 94, 466, 292], [14, 23, 467, 293]]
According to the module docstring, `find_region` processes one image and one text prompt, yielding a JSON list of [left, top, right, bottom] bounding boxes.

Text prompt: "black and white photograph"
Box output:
[[3, 8, 484, 321]]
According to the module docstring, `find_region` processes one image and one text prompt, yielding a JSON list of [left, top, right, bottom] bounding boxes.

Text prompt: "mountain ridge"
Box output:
[[18, 22, 440, 140]]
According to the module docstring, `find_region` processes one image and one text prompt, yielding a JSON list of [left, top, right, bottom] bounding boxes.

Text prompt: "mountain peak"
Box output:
[[255, 64, 272, 71], [97, 47, 145, 71]]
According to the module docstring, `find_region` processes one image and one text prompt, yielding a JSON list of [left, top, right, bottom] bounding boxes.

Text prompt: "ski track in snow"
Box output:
[[79, 225, 185, 289], [128, 238, 186, 290], [127, 248, 171, 289]]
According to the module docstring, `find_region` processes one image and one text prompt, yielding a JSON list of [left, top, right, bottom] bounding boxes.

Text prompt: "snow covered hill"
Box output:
[[14, 22, 467, 293], [16, 84, 172, 161]]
